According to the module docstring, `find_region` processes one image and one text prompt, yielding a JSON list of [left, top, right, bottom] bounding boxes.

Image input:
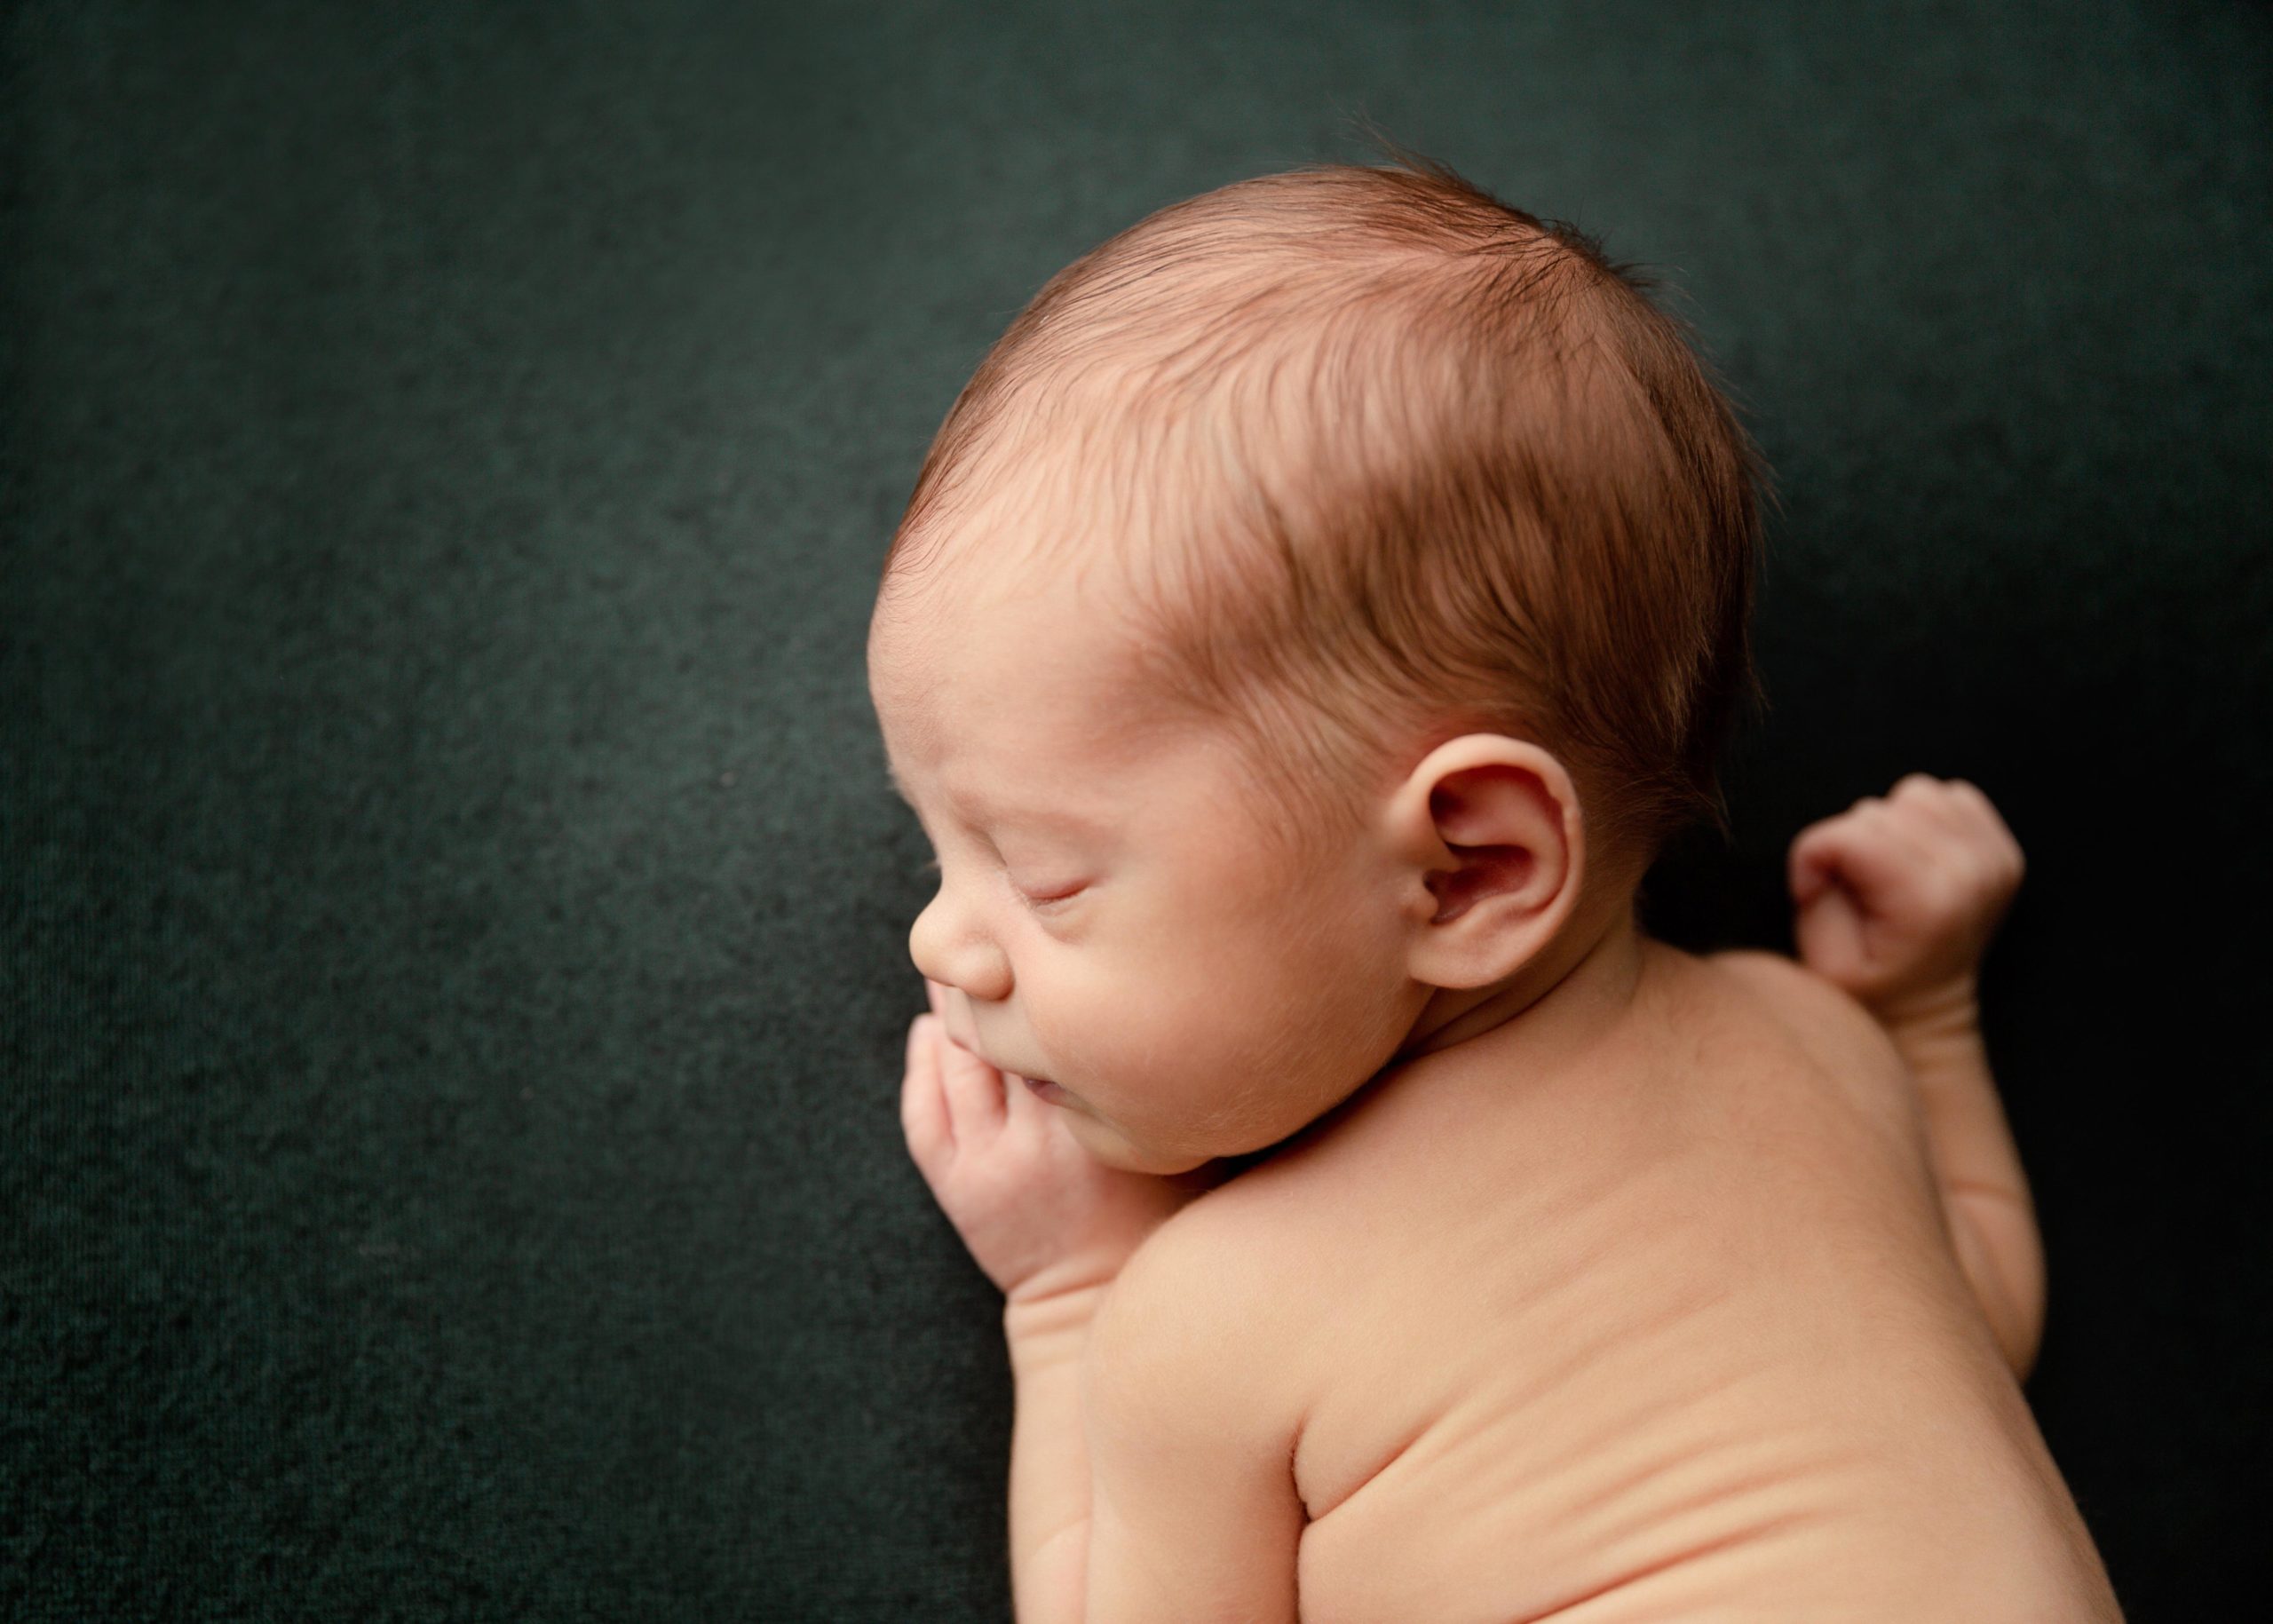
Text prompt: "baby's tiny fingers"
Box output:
[[1792, 811, 1932, 905], [1932, 780, 2023, 880], [1947, 779, 2018, 842], [1946, 780, 1994, 817], [1788, 812, 1865, 893], [902, 1016, 953, 1158], [1963, 782, 2036, 887], [1887, 773, 1968, 830], [997, 1068, 1050, 1148], [1787, 822, 1839, 904], [937, 1025, 1010, 1138]]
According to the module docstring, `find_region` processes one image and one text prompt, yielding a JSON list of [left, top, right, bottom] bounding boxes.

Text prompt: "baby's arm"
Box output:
[[1786, 774, 2043, 1376], [899, 980, 1239, 1621]]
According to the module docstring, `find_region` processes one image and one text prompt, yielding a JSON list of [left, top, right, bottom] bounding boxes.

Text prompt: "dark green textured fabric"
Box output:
[[4, 2, 2267, 1618]]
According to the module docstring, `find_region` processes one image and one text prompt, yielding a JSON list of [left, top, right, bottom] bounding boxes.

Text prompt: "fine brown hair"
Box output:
[[883, 145, 1770, 895]]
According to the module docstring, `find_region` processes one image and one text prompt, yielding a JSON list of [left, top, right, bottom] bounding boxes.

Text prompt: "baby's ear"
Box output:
[[1393, 735, 1585, 988]]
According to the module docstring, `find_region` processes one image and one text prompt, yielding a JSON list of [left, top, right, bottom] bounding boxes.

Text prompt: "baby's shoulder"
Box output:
[[1117, 1162, 1325, 1333], [1687, 947, 1920, 1126], [1697, 948, 1903, 1058], [1087, 1176, 1319, 1426]]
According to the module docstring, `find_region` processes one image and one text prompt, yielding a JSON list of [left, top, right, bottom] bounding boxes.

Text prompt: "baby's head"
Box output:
[[869, 154, 1765, 1175]]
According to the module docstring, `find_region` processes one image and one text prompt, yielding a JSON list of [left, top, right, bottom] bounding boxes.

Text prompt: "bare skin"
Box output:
[[877, 563, 2119, 1620]]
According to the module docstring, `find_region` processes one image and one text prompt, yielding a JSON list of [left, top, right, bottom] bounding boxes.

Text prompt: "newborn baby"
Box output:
[[870, 154, 2119, 1620]]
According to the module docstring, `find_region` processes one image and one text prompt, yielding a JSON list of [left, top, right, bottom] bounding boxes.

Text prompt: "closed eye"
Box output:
[[915, 852, 1082, 913]]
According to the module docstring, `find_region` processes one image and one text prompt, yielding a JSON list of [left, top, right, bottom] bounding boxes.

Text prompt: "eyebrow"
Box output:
[[883, 760, 1111, 836]]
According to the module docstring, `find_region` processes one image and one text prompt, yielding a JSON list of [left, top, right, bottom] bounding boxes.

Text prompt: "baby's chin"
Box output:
[[1063, 1110, 1215, 1177]]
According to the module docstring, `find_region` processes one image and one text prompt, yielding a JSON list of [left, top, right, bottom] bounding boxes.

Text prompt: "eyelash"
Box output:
[[915, 856, 1080, 912]]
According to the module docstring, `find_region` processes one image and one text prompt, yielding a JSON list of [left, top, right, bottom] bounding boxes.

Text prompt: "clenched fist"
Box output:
[[1787, 774, 2026, 1024]]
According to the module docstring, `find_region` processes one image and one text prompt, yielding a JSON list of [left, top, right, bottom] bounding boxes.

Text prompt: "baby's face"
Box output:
[[868, 553, 1423, 1176]]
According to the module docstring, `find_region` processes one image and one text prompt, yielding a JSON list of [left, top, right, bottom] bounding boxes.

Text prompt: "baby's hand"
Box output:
[[900, 982, 1208, 1307], [1786, 774, 2026, 1026]]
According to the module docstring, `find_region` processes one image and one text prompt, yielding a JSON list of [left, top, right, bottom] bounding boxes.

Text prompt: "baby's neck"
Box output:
[[1391, 898, 1651, 1077]]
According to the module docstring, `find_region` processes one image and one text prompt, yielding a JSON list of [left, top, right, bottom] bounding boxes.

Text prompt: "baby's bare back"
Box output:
[[1204, 945, 2113, 1621]]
